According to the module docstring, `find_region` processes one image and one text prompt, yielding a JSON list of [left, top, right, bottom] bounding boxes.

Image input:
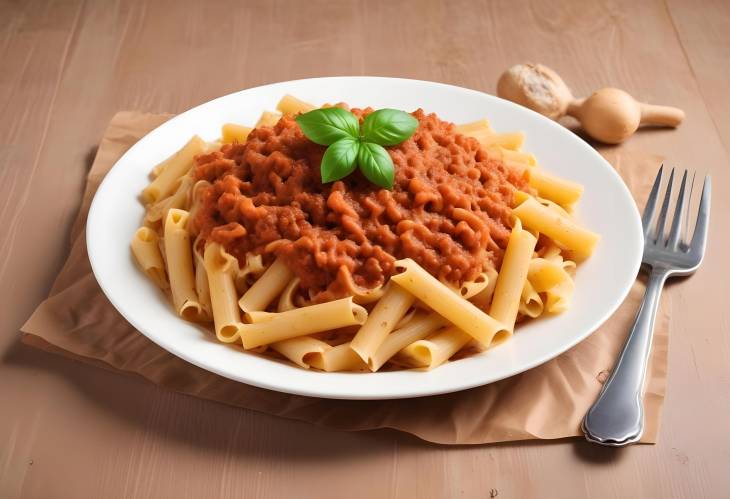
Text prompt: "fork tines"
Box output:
[[642, 165, 711, 254]]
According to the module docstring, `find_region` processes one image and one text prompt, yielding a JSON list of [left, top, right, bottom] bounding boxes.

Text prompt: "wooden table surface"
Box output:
[[2, 0, 729, 497]]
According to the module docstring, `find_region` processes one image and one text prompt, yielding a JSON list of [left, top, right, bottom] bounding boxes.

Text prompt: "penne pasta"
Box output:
[[457, 272, 490, 299], [234, 253, 266, 295], [276, 94, 316, 115], [485, 131, 524, 150], [238, 257, 294, 313], [489, 219, 538, 331], [528, 258, 575, 314], [463, 128, 524, 150], [131, 227, 167, 289], [238, 298, 368, 349], [528, 168, 584, 208], [277, 278, 301, 312], [461, 128, 491, 146], [528, 257, 567, 291], [270, 336, 331, 369], [513, 196, 599, 259], [544, 277, 575, 314], [502, 147, 536, 166], [142, 135, 206, 205], [399, 326, 472, 369], [350, 283, 415, 362], [203, 242, 241, 341], [164, 209, 205, 322], [308, 342, 368, 372], [221, 123, 253, 144], [487, 146, 537, 167], [390, 259, 509, 348], [193, 238, 212, 318], [145, 175, 194, 226], [519, 279, 544, 318], [256, 111, 282, 128], [455, 119, 492, 135], [469, 266, 499, 310], [369, 312, 446, 371]]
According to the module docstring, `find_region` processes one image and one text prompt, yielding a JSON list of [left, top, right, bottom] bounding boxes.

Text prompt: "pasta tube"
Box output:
[[489, 220, 538, 331], [143, 135, 206, 204], [276, 94, 316, 115], [528, 168, 584, 208], [369, 313, 446, 371], [308, 343, 368, 372], [350, 283, 415, 362], [256, 111, 282, 128], [221, 123, 253, 144], [239, 298, 368, 349], [270, 336, 331, 369], [131, 227, 167, 289], [238, 257, 294, 313], [390, 259, 508, 348], [203, 242, 242, 341], [519, 279, 544, 318], [164, 209, 205, 321], [399, 326, 472, 369], [513, 197, 599, 259]]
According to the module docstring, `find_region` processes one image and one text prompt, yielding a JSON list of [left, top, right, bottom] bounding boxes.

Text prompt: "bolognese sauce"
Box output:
[[191, 108, 530, 303]]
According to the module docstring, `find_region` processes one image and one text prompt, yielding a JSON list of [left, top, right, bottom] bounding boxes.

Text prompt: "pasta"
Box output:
[[221, 123, 253, 144], [513, 196, 599, 259], [145, 175, 195, 226], [399, 326, 472, 369], [131, 227, 167, 289], [238, 298, 368, 349], [528, 168, 584, 208], [142, 136, 206, 204], [163, 209, 205, 322], [270, 336, 331, 369], [350, 283, 415, 362], [238, 257, 294, 313], [369, 312, 446, 371], [519, 280, 544, 318], [130, 94, 598, 372], [256, 111, 282, 128], [308, 343, 368, 372], [527, 258, 575, 313], [390, 259, 509, 348], [488, 219, 538, 331], [276, 94, 316, 115], [203, 242, 240, 341]]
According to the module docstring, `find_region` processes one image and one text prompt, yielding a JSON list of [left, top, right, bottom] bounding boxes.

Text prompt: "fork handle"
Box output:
[[582, 269, 667, 445]]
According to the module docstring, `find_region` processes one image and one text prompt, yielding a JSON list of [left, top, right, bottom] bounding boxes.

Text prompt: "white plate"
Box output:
[[87, 77, 643, 400]]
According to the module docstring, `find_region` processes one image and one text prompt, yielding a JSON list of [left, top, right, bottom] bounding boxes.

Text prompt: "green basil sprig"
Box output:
[[296, 107, 418, 189]]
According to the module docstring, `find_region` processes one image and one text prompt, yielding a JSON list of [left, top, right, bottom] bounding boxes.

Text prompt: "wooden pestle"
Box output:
[[497, 63, 685, 144]]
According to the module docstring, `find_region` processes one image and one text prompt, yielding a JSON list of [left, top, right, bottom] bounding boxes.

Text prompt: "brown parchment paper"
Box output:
[[20, 111, 669, 445]]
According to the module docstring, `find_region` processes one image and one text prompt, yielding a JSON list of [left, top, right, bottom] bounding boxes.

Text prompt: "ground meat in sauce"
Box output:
[[191, 108, 531, 303]]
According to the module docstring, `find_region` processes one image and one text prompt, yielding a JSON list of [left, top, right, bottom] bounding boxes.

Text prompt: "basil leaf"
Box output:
[[320, 137, 360, 183], [361, 109, 418, 146], [296, 108, 360, 146], [357, 142, 394, 189]]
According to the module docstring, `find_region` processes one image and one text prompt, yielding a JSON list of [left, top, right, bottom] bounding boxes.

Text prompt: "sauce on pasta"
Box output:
[[192, 108, 530, 303]]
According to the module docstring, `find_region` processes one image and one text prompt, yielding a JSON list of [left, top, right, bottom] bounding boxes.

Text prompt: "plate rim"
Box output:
[[87, 76, 643, 399]]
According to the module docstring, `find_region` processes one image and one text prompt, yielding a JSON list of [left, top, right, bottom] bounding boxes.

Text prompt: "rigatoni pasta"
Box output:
[[130, 94, 598, 373]]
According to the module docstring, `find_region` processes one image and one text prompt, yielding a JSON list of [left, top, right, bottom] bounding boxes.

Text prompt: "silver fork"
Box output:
[[582, 165, 711, 446]]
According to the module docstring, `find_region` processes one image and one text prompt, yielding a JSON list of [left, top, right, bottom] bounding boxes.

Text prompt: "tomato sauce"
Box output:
[[192, 108, 529, 302]]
